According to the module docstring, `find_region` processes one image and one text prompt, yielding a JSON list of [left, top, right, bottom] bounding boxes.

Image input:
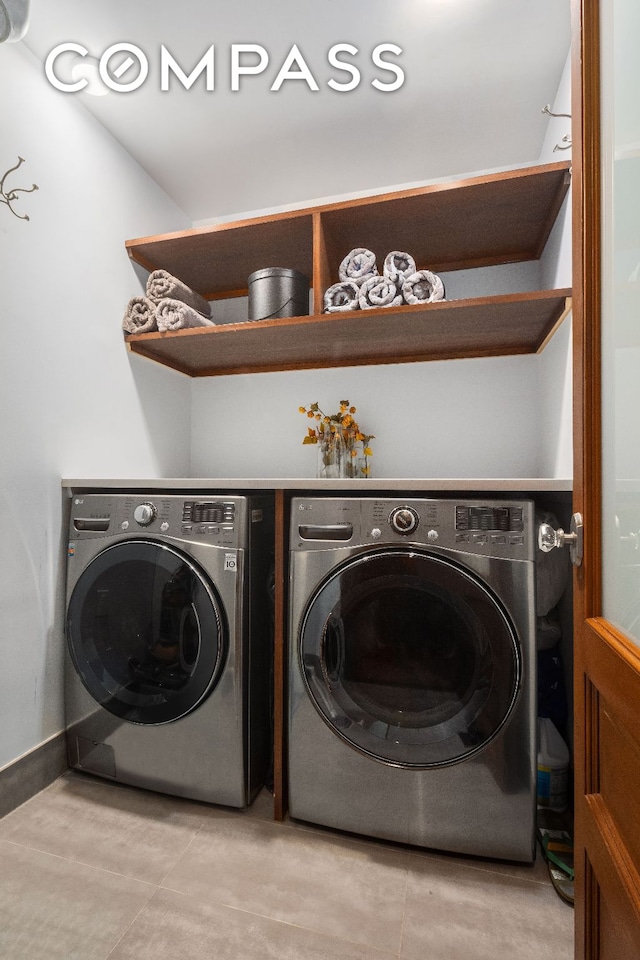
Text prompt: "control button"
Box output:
[[509, 534, 525, 546], [182, 524, 192, 534], [121, 520, 129, 531], [133, 502, 157, 526], [371, 527, 382, 539], [160, 522, 169, 532], [427, 529, 439, 542], [195, 524, 206, 534], [389, 506, 420, 536], [206, 525, 219, 534], [222, 524, 234, 532], [510, 508, 524, 530], [490, 534, 506, 545], [472, 534, 488, 545], [455, 533, 470, 543], [455, 506, 469, 530]]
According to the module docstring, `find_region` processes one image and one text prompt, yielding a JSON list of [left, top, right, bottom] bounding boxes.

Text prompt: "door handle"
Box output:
[[538, 512, 583, 567]]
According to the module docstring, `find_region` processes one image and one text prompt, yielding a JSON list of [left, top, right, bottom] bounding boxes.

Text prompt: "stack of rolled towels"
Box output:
[[323, 248, 445, 313], [122, 269, 215, 335]]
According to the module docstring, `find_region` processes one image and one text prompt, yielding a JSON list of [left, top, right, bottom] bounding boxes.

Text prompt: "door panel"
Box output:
[[581, 621, 640, 955], [573, 1, 640, 954], [600, 0, 640, 647]]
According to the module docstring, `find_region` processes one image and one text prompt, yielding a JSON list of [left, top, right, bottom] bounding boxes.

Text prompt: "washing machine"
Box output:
[[65, 492, 273, 808], [288, 496, 537, 861]]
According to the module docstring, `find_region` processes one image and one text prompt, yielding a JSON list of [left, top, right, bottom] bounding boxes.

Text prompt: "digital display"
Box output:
[[182, 501, 235, 524], [455, 505, 523, 532]]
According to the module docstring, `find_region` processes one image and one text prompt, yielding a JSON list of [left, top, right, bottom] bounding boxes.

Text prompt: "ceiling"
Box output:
[[22, 0, 571, 223]]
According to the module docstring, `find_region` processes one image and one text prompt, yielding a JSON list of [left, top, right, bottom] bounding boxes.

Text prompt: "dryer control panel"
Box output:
[[292, 497, 535, 561]]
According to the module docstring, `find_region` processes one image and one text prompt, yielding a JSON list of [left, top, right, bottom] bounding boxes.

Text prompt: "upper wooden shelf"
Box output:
[[126, 161, 571, 301], [124, 161, 572, 376]]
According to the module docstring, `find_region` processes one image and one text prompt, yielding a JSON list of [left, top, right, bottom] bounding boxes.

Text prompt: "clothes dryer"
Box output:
[[65, 492, 273, 807], [288, 496, 537, 861]]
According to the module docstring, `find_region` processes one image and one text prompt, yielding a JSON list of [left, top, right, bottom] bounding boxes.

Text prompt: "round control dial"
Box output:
[[389, 506, 420, 536], [133, 502, 157, 526]]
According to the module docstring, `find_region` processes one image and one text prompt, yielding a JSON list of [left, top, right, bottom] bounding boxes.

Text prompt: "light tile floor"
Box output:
[[0, 771, 574, 960]]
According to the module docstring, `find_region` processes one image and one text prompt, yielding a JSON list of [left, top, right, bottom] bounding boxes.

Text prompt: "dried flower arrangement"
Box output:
[[299, 400, 374, 478]]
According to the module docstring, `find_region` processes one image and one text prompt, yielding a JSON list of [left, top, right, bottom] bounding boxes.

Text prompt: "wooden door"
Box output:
[[573, 0, 640, 956]]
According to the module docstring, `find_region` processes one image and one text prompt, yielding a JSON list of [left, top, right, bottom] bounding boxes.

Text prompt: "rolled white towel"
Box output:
[[338, 248, 378, 286], [156, 298, 216, 332], [324, 281, 360, 312], [402, 270, 445, 305], [383, 251, 417, 285], [122, 296, 157, 335], [358, 275, 403, 310], [146, 269, 211, 317]]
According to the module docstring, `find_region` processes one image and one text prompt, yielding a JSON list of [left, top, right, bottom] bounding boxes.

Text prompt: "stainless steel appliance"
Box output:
[[65, 492, 273, 807], [288, 496, 537, 861]]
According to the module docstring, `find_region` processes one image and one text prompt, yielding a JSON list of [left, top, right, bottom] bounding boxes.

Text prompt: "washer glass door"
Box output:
[[67, 540, 226, 724], [299, 549, 521, 766]]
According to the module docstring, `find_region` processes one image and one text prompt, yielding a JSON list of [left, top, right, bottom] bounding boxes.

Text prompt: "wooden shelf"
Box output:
[[127, 212, 314, 302], [126, 161, 571, 302], [126, 289, 572, 377], [124, 161, 572, 376]]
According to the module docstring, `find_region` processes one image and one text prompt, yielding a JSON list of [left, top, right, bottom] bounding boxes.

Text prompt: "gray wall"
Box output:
[[0, 44, 191, 770]]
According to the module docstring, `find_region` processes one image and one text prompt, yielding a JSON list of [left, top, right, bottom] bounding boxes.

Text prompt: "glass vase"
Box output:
[[317, 430, 344, 479], [343, 435, 362, 478], [357, 442, 373, 479], [342, 430, 373, 479]]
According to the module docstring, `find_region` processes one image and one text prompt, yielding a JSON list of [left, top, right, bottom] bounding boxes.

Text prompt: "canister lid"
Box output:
[[248, 267, 309, 284]]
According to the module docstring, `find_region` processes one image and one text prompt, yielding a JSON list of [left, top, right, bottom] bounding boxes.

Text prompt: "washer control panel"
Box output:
[[70, 494, 246, 548]]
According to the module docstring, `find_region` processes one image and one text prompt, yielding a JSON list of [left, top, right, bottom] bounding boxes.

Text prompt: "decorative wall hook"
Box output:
[[553, 134, 572, 152], [1, 156, 38, 221], [542, 104, 571, 120], [541, 104, 572, 153]]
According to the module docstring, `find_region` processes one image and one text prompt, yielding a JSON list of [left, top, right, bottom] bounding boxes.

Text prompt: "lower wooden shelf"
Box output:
[[125, 289, 572, 377]]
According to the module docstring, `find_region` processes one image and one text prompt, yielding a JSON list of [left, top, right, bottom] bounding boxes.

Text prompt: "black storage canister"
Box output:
[[248, 267, 309, 321]]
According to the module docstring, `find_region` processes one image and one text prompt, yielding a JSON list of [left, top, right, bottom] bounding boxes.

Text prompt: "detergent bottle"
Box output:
[[537, 717, 570, 812]]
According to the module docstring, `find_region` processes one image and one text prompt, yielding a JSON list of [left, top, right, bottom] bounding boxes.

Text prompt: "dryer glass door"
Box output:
[[299, 549, 521, 767], [67, 540, 226, 724]]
